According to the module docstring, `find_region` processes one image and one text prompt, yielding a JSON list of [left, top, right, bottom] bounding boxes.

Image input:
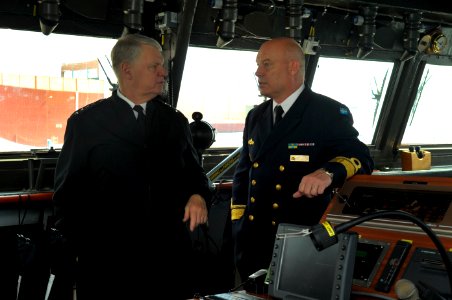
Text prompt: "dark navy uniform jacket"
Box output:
[[231, 87, 374, 278], [53, 93, 211, 299]]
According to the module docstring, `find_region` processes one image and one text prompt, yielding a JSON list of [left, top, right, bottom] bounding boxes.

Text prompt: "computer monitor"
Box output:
[[267, 223, 358, 300]]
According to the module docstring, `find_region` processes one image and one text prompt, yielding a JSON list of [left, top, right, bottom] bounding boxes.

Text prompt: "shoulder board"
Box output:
[[72, 98, 107, 117], [154, 97, 180, 112]]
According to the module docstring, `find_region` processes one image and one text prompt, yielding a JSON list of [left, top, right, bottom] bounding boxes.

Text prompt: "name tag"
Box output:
[[290, 155, 309, 162]]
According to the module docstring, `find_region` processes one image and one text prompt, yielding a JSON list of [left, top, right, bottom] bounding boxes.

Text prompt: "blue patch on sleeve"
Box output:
[[339, 107, 349, 115]]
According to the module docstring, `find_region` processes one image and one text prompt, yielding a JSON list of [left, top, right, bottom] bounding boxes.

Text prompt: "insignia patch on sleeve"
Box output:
[[339, 107, 349, 115]]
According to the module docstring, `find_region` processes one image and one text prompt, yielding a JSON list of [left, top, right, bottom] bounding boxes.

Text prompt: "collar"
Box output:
[[117, 89, 147, 113], [272, 84, 304, 116]]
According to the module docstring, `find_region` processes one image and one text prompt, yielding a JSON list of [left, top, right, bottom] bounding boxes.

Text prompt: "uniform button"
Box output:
[[275, 184, 281, 191], [250, 197, 256, 203], [249, 215, 254, 221], [253, 162, 259, 168], [272, 221, 276, 226], [251, 180, 257, 186], [272, 203, 279, 209], [279, 165, 285, 172]]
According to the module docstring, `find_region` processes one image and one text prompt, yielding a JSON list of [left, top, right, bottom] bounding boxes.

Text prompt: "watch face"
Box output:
[[322, 169, 334, 180]]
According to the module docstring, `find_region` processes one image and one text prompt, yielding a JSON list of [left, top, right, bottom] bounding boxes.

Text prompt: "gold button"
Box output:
[[253, 162, 259, 168], [275, 184, 281, 191], [249, 215, 254, 221], [279, 165, 285, 172], [272, 221, 276, 226], [250, 197, 256, 203], [251, 180, 257, 186], [272, 203, 279, 209]]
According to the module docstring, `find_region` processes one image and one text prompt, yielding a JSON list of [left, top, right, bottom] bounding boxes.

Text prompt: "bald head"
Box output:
[[269, 38, 304, 66], [255, 37, 305, 103]]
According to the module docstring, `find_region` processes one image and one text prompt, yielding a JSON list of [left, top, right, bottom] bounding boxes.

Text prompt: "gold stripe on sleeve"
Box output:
[[231, 204, 247, 221], [329, 156, 362, 179]]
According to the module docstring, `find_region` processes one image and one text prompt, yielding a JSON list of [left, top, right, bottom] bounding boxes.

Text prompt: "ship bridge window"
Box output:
[[402, 64, 452, 145], [311, 57, 393, 144], [178, 46, 261, 148], [0, 29, 116, 153]]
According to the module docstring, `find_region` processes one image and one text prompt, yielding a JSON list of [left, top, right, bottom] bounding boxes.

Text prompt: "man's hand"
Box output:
[[293, 169, 333, 198], [183, 194, 208, 231]]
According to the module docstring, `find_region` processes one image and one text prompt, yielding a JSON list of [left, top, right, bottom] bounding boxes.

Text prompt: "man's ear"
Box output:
[[289, 60, 300, 75], [121, 62, 132, 80]]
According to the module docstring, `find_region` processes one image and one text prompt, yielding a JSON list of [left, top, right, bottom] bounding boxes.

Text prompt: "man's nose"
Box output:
[[255, 65, 264, 77]]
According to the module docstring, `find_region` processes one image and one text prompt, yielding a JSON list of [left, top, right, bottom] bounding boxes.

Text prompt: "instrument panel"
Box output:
[[322, 175, 452, 299]]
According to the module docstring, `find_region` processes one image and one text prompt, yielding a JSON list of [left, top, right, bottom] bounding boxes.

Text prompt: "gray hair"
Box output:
[[111, 34, 162, 78]]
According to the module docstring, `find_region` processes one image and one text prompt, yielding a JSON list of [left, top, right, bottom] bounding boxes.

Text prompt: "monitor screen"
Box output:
[[268, 223, 357, 300]]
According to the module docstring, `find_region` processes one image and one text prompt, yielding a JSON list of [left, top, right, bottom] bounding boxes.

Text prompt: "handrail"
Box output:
[[206, 147, 242, 183], [0, 192, 53, 205]]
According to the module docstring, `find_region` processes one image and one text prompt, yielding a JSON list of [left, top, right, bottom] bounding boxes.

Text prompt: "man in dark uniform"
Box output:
[[231, 37, 374, 281], [52, 34, 211, 299]]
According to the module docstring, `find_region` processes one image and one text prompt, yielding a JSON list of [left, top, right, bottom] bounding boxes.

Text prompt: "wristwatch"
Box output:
[[321, 168, 334, 180]]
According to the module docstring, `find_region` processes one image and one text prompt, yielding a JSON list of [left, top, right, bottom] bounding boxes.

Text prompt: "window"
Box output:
[[177, 47, 262, 148], [0, 31, 398, 153], [311, 57, 393, 144], [0, 29, 116, 152], [402, 64, 452, 145]]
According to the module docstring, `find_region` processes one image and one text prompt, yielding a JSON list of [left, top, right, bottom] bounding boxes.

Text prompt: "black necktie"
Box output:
[[274, 105, 284, 125], [133, 105, 146, 136]]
